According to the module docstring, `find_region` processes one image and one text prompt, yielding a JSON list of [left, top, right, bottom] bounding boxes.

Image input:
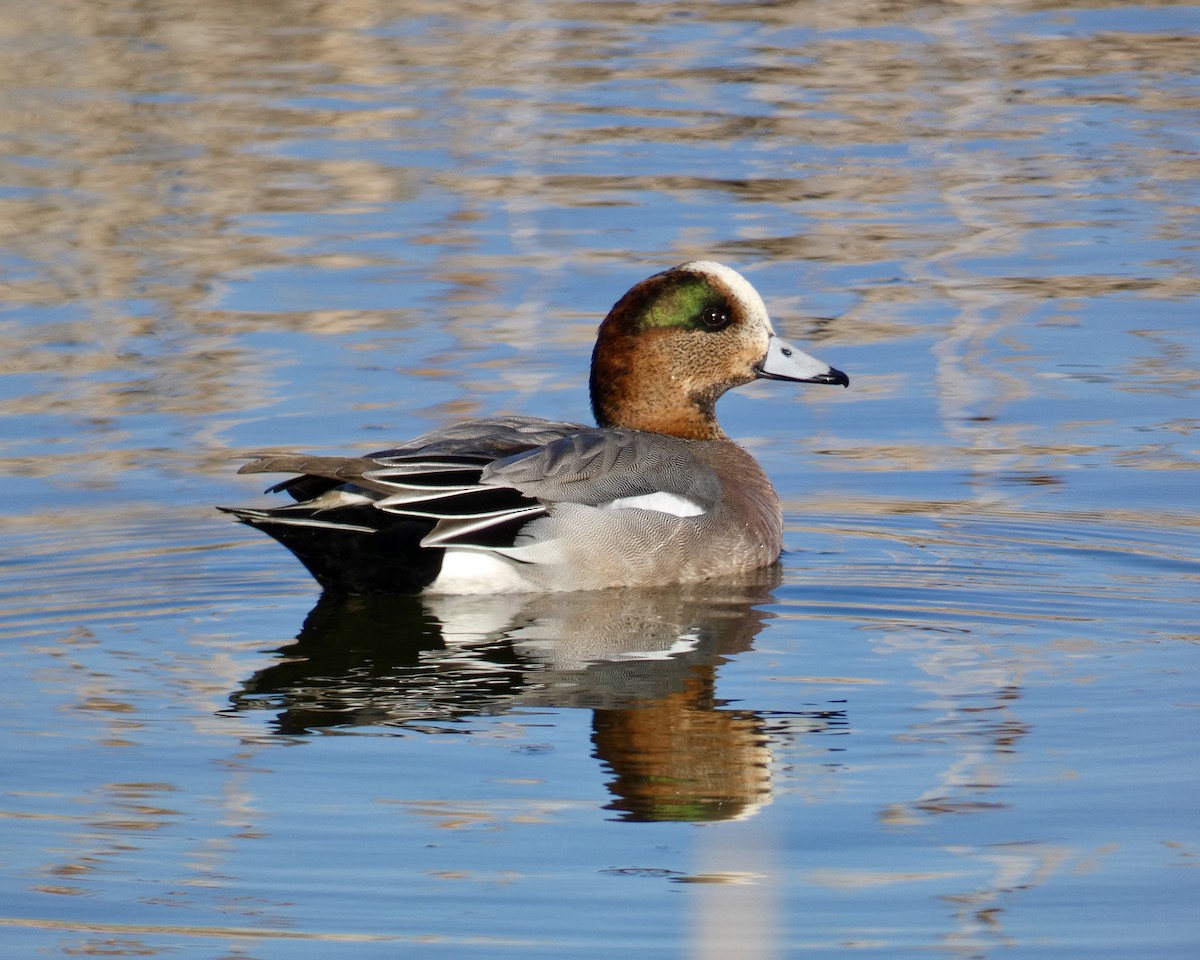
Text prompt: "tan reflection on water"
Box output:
[[2, 0, 1197, 487]]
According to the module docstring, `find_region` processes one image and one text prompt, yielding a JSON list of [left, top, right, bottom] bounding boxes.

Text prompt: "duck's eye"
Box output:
[[699, 306, 729, 328]]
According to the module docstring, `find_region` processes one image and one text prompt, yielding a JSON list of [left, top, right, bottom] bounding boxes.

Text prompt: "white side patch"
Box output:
[[425, 549, 537, 595], [604, 492, 706, 518]]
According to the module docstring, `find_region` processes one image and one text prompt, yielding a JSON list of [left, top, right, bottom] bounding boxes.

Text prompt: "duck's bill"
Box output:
[[756, 335, 849, 387]]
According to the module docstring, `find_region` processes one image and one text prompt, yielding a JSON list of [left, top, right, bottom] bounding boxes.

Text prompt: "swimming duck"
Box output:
[[223, 261, 848, 594]]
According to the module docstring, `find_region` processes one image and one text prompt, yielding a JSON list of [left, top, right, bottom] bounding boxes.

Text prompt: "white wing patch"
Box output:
[[604, 492, 706, 517]]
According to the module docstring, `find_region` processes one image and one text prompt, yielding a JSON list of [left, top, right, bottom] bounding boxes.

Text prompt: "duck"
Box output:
[[222, 261, 848, 594]]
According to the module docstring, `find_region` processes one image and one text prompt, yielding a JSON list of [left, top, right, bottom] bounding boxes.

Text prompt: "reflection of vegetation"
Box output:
[[4, 0, 1197, 497]]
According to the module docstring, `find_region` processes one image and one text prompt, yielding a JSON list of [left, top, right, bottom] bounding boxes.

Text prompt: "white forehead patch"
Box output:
[[676, 260, 775, 334]]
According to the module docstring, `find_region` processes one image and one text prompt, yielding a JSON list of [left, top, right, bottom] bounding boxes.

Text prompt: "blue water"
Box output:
[[1, 1, 1198, 957]]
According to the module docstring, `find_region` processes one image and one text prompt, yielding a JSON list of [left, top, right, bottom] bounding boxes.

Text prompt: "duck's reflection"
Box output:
[[228, 567, 846, 821]]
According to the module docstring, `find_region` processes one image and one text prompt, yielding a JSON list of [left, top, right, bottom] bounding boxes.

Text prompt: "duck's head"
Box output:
[[589, 261, 848, 440]]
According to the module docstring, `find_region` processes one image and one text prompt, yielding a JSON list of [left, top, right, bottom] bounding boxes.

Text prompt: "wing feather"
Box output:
[[226, 419, 719, 568]]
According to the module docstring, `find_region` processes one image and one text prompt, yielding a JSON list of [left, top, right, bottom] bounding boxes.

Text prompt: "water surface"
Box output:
[[1, 1, 1198, 958]]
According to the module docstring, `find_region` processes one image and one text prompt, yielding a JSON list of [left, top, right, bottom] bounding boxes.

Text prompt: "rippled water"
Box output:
[[2, 1, 1198, 957]]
